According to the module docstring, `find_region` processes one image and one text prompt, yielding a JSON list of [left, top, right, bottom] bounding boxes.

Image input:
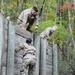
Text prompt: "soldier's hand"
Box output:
[[34, 26, 38, 30], [22, 27, 26, 31], [52, 26, 58, 31]]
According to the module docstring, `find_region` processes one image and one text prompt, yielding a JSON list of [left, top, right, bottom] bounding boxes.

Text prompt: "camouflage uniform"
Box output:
[[15, 43, 36, 75], [40, 27, 54, 39], [40, 26, 57, 39], [17, 8, 39, 30], [40, 26, 57, 53]]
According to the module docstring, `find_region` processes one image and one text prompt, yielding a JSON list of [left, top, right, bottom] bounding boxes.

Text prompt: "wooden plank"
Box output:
[[1, 18, 7, 75], [53, 44, 58, 75], [5, 24, 33, 39], [15, 25, 33, 39], [33, 34, 40, 75], [2, 66, 6, 75], [40, 38, 47, 75], [0, 13, 4, 74], [7, 21, 15, 75], [46, 45, 53, 75]]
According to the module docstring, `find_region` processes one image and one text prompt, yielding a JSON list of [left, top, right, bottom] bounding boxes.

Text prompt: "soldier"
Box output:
[[17, 7, 39, 32], [15, 38, 36, 75], [40, 26, 58, 54], [40, 25, 58, 39]]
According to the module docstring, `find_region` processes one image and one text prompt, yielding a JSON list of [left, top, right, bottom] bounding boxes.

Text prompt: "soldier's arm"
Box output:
[[40, 26, 57, 38], [22, 14, 28, 27], [15, 43, 24, 52], [18, 11, 28, 28], [49, 26, 57, 36], [18, 11, 24, 24], [35, 15, 39, 29], [36, 15, 39, 26]]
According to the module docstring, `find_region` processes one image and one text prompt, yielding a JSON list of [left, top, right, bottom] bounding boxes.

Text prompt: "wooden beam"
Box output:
[[40, 38, 47, 75], [5, 24, 33, 39], [0, 13, 4, 74], [7, 21, 15, 75], [53, 44, 58, 75], [33, 34, 40, 75], [15, 25, 33, 39]]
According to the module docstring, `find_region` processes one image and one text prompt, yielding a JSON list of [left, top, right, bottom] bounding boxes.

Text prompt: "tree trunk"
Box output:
[[21, 0, 25, 11], [39, 0, 45, 21], [68, 8, 75, 48], [46, 2, 51, 20], [73, 0, 75, 45], [62, 42, 67, 61]]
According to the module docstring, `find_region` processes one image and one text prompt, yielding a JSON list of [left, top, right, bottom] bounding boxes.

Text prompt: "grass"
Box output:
[[31, 20, 56, 33]]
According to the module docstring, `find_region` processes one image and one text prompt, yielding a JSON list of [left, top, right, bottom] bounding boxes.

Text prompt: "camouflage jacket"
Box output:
[[17, 8, 39, 27]]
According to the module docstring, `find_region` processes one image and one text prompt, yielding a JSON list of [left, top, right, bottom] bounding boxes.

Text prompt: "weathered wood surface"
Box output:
[[40, 38, 47, 75], [0, 13, 55, 75], [46, 45, 53, 75], [33, 34, 40, 75], [34, 34, 53, 75], [1, 14, 33, 75], [15, 26, 33, 39], [2, 18, 8, 75], [0, 13, 4, 74], [5, 22, 33, 40], [53, 44, 58, 75], [7, 21, 15, 75]]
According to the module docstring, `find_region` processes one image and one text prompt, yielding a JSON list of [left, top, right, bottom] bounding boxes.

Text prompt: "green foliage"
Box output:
[[58, 49, 75, 75], [58, 60, 72, 75], [73, 28, 75, 35], [31, 19, 73, 44], [50, 24, 73, 44], [31, 20, 55, 33]]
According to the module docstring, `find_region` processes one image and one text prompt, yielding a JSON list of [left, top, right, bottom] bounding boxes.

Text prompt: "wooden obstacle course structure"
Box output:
[[0, 13, 58, 75]]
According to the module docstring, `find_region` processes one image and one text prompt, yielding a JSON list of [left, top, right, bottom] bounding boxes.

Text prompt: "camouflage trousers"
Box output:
[[20, 54, 36, 75]]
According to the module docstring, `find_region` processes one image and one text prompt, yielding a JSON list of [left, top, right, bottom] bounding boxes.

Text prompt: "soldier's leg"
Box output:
[[20, 58, 30, 75], [17, 19, 27, 30], [26, 20, 35, 31], [28, 58, 36, 75]]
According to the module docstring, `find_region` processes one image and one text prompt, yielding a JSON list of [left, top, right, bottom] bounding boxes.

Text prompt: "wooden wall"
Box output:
[[0, 13, 57, 75]]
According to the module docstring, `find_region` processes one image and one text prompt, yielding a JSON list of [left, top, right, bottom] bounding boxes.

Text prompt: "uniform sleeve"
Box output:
[[15, 43, 24, 52], [18, 10, 28, 28], [36, 15, 39, 26], [40, 27, 53, 38], [17, 11, 24, 25], [22, 14, 28, 27], [49, 28, 55, 36]]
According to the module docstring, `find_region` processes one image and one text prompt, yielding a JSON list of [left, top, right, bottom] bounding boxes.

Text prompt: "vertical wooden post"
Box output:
[[0, 13, 4, 74], [33, 34, 40, 75], [7, 21, 15, 75], [53, 44, 58, 75], [40, 38, 46, 75]]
